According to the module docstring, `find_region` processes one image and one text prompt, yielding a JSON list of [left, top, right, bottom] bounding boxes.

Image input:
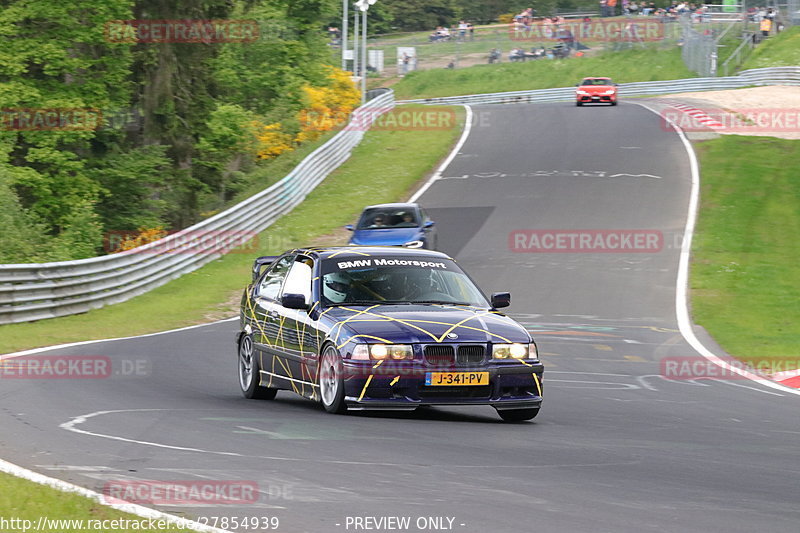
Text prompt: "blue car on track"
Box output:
[[346, 203, 438, 249], [236, 247, 544, 421]]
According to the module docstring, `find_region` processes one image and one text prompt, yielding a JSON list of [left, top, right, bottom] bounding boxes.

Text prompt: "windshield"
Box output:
[[320, 257, 488, 307], [357, 207, 419, 229], [581, 78, 612, 86]]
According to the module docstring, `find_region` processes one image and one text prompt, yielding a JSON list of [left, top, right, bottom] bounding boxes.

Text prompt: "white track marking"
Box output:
[[636, 102, 800, 398], [59, 410, 647, 470], [635, 375, 660, 391], [0, 317, 237, 359], [716, 380, 784, 396], [60, 409, 245, 457], [0, 458, 233, 533], [408, 105, 473, 202]]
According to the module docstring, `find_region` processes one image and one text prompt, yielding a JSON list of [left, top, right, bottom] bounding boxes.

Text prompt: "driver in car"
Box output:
[[370, 215, 389, 228]]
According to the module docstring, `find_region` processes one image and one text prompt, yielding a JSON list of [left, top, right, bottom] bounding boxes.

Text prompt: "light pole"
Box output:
[[341, 0, 348, 70], [353, 7, 359, 79], [355, 0, 378, 103]]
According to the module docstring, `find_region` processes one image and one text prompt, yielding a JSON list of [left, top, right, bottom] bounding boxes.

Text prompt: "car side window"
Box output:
[[257, 255, 294, 301], [281, 257, 313, 304]]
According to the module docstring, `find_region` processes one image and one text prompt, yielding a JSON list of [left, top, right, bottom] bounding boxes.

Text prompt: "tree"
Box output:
[[380, 0, 459, 32]]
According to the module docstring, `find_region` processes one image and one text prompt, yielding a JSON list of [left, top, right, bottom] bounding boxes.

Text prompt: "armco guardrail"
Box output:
[[0, 91, 395, 325], [398, 67, 800, 106]]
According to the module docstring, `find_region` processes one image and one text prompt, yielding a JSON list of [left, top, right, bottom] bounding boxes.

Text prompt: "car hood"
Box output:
[[324, 304, 531, 344], [349, 227, 421, 246]]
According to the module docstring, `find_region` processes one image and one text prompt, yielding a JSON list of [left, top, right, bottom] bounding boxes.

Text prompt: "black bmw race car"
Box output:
[[236, 246, 543, 421]]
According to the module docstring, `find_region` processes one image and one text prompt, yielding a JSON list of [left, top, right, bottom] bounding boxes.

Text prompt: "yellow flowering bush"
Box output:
[[296, 66, 361, 143], [254, 122, 295, 160], [252, 67, 361, 159], [115, 226, 168, 252]]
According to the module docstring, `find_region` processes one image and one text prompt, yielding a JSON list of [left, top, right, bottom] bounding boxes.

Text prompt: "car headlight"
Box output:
[[576, 90, 589, 95], [492, 343, 536, 360], [355, 344, 414, 360], [604, 90, 616, 95], [403, 240, 424, 248]]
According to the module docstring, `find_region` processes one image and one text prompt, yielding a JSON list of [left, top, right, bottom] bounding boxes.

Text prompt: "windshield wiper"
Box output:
[[334, 300, 412, 306], [412, 300, 473, 306]]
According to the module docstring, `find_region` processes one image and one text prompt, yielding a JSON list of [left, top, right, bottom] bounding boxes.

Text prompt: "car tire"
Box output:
[[239, 334, 278, 400], [318, 344, 347, 414], [576, 101, 582, 106], [610, 100, 617, 106], [497, 407, 540, 422]]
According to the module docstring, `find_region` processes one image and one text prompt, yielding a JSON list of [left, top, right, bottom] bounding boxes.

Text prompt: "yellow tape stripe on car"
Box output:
[[357, 360, 383, 402], [532, 373, 542, 397]]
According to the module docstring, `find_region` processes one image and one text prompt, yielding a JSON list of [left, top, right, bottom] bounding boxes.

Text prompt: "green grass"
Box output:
[[741, 26, 800, 69], [692, 136, 800, 370], [0, 472, 197, 532], [392, 45, 694, 99], [0, 106, 464, 354]]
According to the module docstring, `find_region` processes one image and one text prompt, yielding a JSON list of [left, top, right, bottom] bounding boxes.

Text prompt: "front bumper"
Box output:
[[577, 94, 616, 103], [341, 360, 544, 410]]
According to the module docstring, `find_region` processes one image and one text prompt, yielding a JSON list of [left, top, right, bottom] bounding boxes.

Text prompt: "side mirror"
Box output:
[[491, 292, 511, 309], [252, 255, 278, 282], [281, 293, 309, 310], [345, 224, 354, 231], [423, 220, 435, 229]]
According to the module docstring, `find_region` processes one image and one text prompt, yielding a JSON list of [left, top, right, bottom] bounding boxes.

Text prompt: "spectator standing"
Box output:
[[458, 20, 468, 41], [760, 15, 772, 37], [401, 52, 410, 75]]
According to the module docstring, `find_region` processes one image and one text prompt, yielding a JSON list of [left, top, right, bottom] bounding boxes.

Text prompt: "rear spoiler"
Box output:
[[252, 255, 278, 281]]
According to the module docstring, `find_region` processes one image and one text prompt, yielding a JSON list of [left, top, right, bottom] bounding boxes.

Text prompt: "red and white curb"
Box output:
[[772, 369, 800, 389], [662, 101, 726, 130]]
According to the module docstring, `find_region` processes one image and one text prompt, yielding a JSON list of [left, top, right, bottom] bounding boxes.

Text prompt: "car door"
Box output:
[[252, 254, 294, 386], [275, 255, 319, 396]]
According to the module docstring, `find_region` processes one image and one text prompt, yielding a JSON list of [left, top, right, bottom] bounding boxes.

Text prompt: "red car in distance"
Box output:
[[575, 77, 618, 106]]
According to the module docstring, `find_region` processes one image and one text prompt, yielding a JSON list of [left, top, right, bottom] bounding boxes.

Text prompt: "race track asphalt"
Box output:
[[1, 102, 798, 533]]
